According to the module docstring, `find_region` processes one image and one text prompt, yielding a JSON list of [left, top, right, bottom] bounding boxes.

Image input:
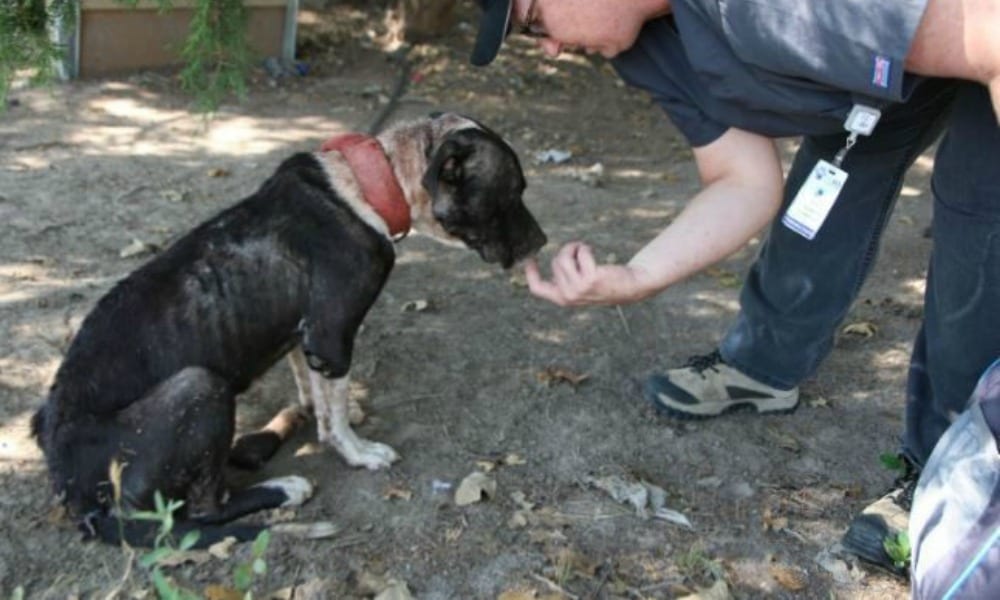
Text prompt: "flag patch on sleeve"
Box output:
[[871, 55, 891, 89]]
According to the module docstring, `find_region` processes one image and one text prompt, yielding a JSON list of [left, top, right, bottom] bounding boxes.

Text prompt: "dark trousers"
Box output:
[[721, 80, 999, 464]]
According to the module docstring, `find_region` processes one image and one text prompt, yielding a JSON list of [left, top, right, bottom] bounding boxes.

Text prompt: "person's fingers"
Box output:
[[524, 258, 566, 305], [550, 242, 582, 288], [574, 243, 597, 277]]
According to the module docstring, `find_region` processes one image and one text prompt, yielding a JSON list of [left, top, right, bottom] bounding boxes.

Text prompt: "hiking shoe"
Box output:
[[841, 459, 918, 576], [643, 350, 799, 418]]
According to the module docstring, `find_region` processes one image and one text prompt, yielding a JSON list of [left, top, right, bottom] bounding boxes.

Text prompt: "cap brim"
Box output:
[[470, 0, 513, 66]]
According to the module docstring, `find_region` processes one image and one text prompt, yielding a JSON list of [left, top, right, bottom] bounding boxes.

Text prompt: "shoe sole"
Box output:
[[841, 514, 909, 577], [644, 378, 799, 420]]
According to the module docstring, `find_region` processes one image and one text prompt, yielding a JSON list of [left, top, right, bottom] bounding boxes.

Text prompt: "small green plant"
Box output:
[[129, 491, 203, 600], [233, 529, 271, 596], [879, 452, 906, 473], [676, 544, 725, 586], [883, 530, 912, 571]]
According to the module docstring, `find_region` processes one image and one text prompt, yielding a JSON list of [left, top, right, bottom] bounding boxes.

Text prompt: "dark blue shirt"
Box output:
[[612, 0, 928, 146]]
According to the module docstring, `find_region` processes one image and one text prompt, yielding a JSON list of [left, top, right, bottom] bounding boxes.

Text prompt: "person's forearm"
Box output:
[[626, 129, 784, 299], [626, 177, 782, 297]]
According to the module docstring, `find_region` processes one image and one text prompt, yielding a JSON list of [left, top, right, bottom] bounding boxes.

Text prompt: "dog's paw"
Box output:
[[342, 439, 400, 470], [253, 475, 315, 507]]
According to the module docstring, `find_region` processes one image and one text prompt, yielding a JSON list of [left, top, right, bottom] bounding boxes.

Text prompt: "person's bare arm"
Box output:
[[906, 0, 1000, 119], [524, 127, 783, 306]]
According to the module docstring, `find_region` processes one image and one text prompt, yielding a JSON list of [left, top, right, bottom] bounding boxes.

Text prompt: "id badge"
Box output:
[[782, 159, 848, 240]]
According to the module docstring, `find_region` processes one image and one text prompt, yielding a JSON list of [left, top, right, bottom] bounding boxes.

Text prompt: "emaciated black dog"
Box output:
[[31, 113, 546, 546]]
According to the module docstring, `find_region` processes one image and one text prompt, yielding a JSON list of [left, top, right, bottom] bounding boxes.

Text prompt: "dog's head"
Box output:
[[382, 113, 546, 268], [420, 118, 547, 268]]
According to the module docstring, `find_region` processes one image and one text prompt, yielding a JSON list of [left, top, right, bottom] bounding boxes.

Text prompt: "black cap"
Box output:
[[470, 0, 513, 66]]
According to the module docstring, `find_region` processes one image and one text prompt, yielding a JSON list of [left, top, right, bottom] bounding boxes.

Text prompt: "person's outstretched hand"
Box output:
[[523, 241, 651, 307]]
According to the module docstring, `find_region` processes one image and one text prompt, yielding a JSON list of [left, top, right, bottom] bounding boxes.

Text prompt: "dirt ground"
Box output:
[[0, 3, 937, 599]]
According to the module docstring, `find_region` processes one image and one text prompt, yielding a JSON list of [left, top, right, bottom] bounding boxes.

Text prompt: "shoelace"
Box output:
[[685, 350, 724, 374]]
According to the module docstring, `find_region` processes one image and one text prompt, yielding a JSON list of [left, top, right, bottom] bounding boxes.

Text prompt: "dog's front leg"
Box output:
[[304, 367, 399, 470], [288, 346, 364, 425]]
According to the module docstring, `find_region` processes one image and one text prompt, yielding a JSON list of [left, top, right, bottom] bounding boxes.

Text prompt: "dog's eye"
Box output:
[[441, 156, 463, 184]]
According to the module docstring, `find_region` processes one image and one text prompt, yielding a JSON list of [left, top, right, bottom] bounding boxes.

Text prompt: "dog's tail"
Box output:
[[85, 513, 266, 549]]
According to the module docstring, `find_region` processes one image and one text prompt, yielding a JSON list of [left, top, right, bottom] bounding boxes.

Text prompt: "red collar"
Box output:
[[320, 133, 411, 237]]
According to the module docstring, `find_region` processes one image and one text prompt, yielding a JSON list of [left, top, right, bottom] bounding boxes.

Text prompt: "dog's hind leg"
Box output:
[[229, 405, 308, 470], [108, 367, 313, 545]]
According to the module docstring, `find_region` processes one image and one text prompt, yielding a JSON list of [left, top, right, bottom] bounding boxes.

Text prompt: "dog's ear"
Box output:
[[422, 137, 475, 196]]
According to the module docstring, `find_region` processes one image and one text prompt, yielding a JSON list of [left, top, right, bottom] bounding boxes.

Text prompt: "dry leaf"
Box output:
[[475, 459, 497, 472], [208, 536, 237, 560], [678, 579, 732, 600], [160, 189, 185, 203], [809, 396, 830, 408], [383, 485, 413, 501], [507, 511, 529, 529], [401, 299, 429, 312], [536, 366, 590, 388], [769, 564, 807, 591], [511, 490, 535, 511], [207, 167, 230, 178], [444, 526, 464, 542], [706, 267, 741, 289], [119, 238, 158, 259], [761, 508, 788, 533], [766, 427, 801, 453], [374, 579, 413, 600], [497, 589, 537, 600], [108, 458, 126, 504], [503, 453, 526, 466], [842, 321, 878, 337], [455, 471, 496, 506], [204, 585, 243, 600]]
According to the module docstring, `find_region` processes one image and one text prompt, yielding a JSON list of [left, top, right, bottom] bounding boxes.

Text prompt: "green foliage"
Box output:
[[0, 0, 253, 112], [129, 490, 203, 598], [0, 0, 71, 106], [233, 530, 271, 595], [879, 452, 906, 472], [120, 489, 271, 599], [883, 530, 912, 570], [179, 0, 252, 111]]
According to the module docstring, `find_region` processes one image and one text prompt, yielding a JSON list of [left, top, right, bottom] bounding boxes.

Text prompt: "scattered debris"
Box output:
[[383, 485, 413, 501], [815, 545, 866, 585], [373, 579, 413, 600], [430, 479, 453, 494], [270, 521, 340, 539], [206, 167, 230, 178], [572, 162, 604, 187], [536, 366, 590, 388], [207, 536, 238, 560], [401, 299, 430, 312], [585, 475, 693, 529], [769, 563, 807, 591], [455, 471, 496, 506], [119, 237, 158, 259], [706, 267, 741, 288], [160, 189, 186, 203], [842, 321, 878, 338], [677, 579, 732, 600], [534, 148, 573, 164]]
